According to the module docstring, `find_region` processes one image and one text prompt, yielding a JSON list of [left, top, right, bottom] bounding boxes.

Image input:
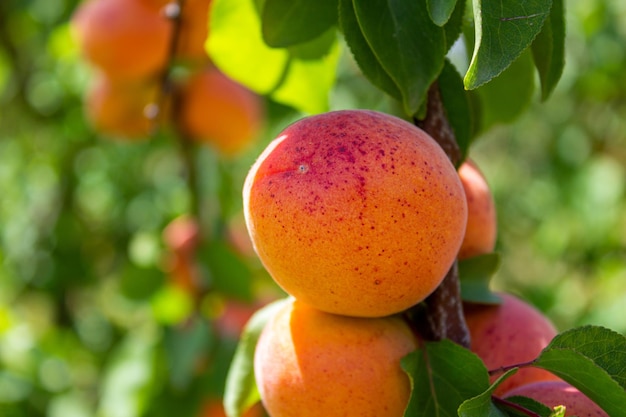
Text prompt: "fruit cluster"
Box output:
[[71, 0, 263, 155], [243, 110, 607, 416]]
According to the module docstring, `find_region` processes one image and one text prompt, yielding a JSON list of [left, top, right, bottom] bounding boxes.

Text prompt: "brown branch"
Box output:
[[407, 82, 470, 348]]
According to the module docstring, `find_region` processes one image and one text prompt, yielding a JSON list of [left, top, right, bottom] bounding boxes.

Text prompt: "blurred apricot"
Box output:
[[504, 380, 607, 416], [84, 74, 165, 139], [72, 0, 172, 81], [179, 67, 264, 156], [176, 0, 213, 62], [464, 293, 560, 395], [163, 215, 200, 255], [254, 299, 418, 417], [243, 110, 467, 317], [457, 159, 497, 259]]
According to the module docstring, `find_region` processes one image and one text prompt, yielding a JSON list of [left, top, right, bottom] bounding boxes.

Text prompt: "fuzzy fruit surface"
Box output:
[[464, 293, 560, 395], [254, 299, 418, 417], [244, 110, 467, 317], [457, 159, 497, 260], [504, 380, 608, 416]]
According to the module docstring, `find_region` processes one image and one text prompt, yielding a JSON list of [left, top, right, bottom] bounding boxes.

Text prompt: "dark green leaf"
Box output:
[[402, 339, 490, 416], [473, 49, 536, 132], [458, 253, 501, 304], [287, 28, 336, 60], [224, 298, 290, 417], [444, 0, 466, 51], [261, 0, 338, 47], [438, 59, 473, 162], [465, 0, 552, 89], [531, 0, 565, 100], [201, 240, 254, 302], [501, 396, 557, 417], [353, 0, 446, 116], [534, 326, 626, 417], [119, 263, 164, 301], [338, 0, 402, 101], [428, 0, 457, 26], [164, 315, 215, 390], [458, 369, 519, 417]]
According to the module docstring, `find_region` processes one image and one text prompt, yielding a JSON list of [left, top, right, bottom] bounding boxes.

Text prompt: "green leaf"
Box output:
[[534, 326, 626, 417], [338, 0, 402, 100], [438, 59, 473, 162], [473, 49, 536, 132], [458, 369, 519, 417], [207, 0, 289, 93], [458, 253, 502, 304], [261, 0, 338, 47], [502, 396, 558, 417], [224, 298, 290, 417], [444, 0, 466, 51], [428, 0, 457, 26], [353, 0, 446, 116], [201, 240, 254, 302], [531, 0, 565, 100], [272, 29, 341, 114], [465, 0, 552, 89], [402, 339, 490, 417], [164, 315, 215, 390]]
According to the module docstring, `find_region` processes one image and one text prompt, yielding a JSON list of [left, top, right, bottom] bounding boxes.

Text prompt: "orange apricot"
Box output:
[[243, 110, 467, 318], [84, 74, 163, 139], [176, 0, 213, 62], [254, 299, 418, 417], [179, 67, 263, 156], [72, 0, 171, 81], [463, 293, 560, 396], [504, 380, 608, 416], [457, 159, 497, 259]]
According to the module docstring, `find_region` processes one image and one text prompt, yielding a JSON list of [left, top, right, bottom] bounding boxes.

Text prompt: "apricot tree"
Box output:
[[209, 0, 626, 416]]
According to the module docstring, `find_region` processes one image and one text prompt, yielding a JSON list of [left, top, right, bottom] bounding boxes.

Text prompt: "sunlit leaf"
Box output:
[[465, 0, 551, 89]]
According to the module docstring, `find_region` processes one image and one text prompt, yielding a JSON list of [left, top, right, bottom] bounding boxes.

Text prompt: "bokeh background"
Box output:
[[0, 0, 625, 416]]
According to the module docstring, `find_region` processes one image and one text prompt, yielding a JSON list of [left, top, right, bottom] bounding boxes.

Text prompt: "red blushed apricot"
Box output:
[[84, 74, 165, 139], [457, 159, 497, 260], [179, 67, 264, 156], [504, 380, 608, 416], [163, 215, 200, 256], [243, 110, 467, 318], [464, 293, 560, 396], [72, 0, 171, 81], [254, 299, 418, 417]]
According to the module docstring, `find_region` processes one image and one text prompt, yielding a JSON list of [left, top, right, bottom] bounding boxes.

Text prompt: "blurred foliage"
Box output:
[[0, 0, 625, 416]]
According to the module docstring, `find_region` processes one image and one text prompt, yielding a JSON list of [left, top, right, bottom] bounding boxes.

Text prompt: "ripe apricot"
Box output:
[[179, 67, 263, 155], [243, 110, 467, 317], [72, 0, 171, 81], [163, 215, 200, 256], [504, 380, 608, 416], [254, 299, 418, 417], [463, 293, 560, 395], [457, 159, 497, 259], [84, 74, 163, 139]]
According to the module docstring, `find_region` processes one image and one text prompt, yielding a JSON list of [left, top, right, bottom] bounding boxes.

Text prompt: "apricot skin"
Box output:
[[504, 380, 608, 416], [254, 299, 418, 417], [71, 0, 171, 81], [464, 293, 560, 396], [180, 68, 263, 155], [457, 159, 497, 260], [243, 110, 467, 318]]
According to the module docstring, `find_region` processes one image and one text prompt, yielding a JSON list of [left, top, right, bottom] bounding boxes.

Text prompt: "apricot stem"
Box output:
[[408, 83, 471, 348], [492, 396, 542, 417], [414, 82, 462, 167]]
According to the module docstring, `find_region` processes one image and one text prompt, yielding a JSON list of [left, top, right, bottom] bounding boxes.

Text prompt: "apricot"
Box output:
[[243, 110, 467, 318], [504, 380, 608, 416], [84, 74, 163, 139], [163, 215, 200, 256], [176, 0, 213, 62], [457, 159, 497, 259], [179, 67, 263, 155], [72, 0, 171, 81], [463, 293, 560, 396], [254, 299, 418, 417]]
